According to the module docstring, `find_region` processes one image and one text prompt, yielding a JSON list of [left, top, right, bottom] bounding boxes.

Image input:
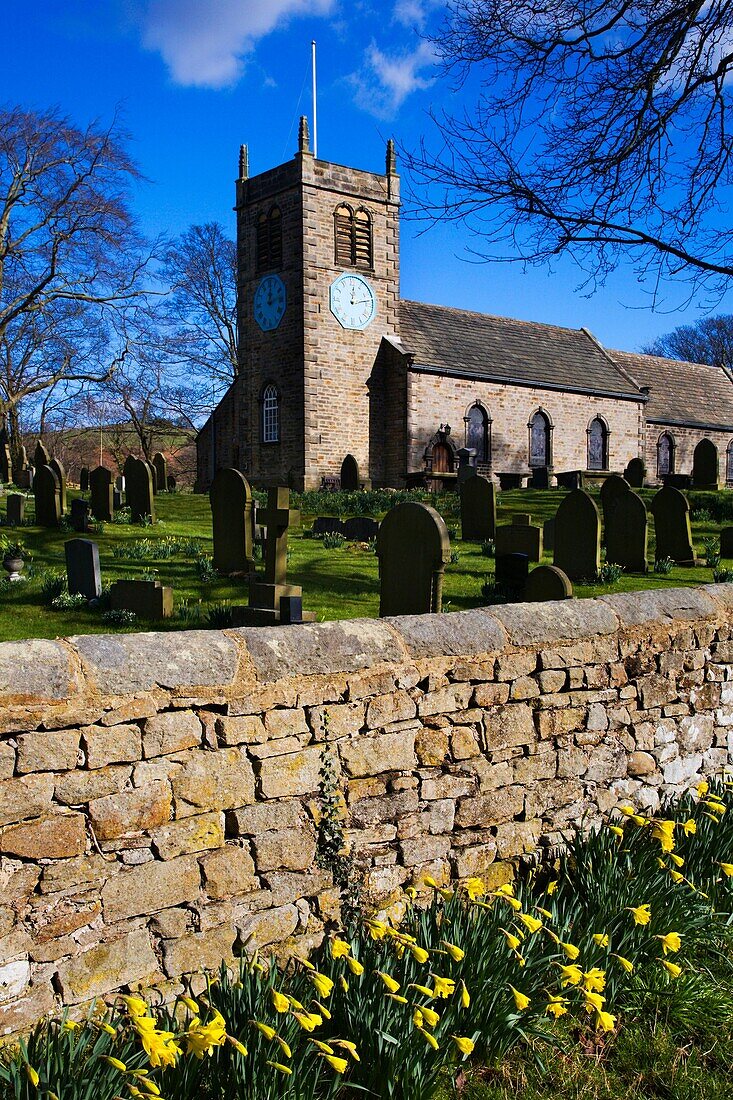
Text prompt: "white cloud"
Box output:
[[392, 0, 442, 30], [352, 39, 436, 117], [138, 0, 334, 88]]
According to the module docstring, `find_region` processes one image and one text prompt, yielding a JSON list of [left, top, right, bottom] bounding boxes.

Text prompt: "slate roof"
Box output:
[[397, 299, 642, 400], [609, 349, 733, 431]]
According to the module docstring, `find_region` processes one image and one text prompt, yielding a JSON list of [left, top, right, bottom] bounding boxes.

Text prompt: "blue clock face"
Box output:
[[254, 275, 286, 332], [329, 273, 377, 330]]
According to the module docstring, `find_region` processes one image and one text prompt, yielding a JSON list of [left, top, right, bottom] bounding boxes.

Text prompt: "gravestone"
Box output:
[[65, 538, 102, 600], [600, 474, 630, 540], [692, 439, 719, 489], [34, 440, 50, 470], [34, 465, 61, 527], [605, 489, 648, 573], [720, 527, 733, 558], [523, 564, 573, 602], [529, 466, 550, 489], [376, 501, 451, 617], [343, 516, 379, 541], [49, 457, 67, 515], [543, 517, 555, 553], [115, 474, 125, 494], [90, 466, 114, 522], [494, 513, 542, 561], [152, 452, 168, 493], [495, 552, 529, 601], [15, 465, 32, 490], [312, 516, 346, 536], [556, 470, 584, 490], [650, 486, 696, 565], [113, 489, 123, 510], [456, 447, 477, 485], [0, 428, 12, 484], [124, 457, 155, 523], [624, 457, 645, 488], [554, 488, 601, 580], [460, 475, 496, 541], [241, 487, 315, 624], [209, 468, 253, 574], [6, 495, 24, 527], [70, 498, 91, 533], [340, 454, 360, 491], [110, 579, 172, 619], [79, 467, 89, 493], [146, 460, 158, 496], [167, 475, 176, 492]]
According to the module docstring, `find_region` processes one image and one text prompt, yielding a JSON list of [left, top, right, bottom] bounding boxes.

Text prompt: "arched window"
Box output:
[[727, 440, 733, 485], [657, 432, 675, 477], [466, 404, 491, 464], [261, 384, 280, 444], [256, 206, 282, 272], [334, 204, 372, 268], [529, 410, 551, 467], [587, 417, 609, 470]]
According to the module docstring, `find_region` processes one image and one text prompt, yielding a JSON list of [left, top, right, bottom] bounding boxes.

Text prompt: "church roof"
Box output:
[[609, 349, 733, 432], [397, 300, 642, 401]]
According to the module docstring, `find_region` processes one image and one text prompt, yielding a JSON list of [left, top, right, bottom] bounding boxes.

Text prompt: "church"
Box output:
[[196, 121, 733, 492]]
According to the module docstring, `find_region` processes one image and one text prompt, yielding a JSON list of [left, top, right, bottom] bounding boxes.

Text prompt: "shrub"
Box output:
[[703, 536, 721, 569], [50, 592, 87, 611], [111, 508, 132, 525], [101, 608, 137, 625], [39, 572, 67, 605], [597, 561, 624, 584], [206, 602, 234, 628], [713, 567, 733, 583], [450, 549, 460, 564], [196, 554, 217, 582], [654, 556, 674, 574], [322, 531, 346, 550], [480, 539, 495, 557]]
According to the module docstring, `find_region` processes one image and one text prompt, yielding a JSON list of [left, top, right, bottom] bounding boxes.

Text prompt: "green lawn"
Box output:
[[0, 487, 728, 642]]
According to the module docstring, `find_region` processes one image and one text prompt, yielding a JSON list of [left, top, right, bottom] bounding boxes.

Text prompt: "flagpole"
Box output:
[[312, 40, 318, 159]]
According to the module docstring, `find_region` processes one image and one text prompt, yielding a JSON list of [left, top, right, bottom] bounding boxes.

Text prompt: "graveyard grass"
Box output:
[[0, 488, 729, 642]]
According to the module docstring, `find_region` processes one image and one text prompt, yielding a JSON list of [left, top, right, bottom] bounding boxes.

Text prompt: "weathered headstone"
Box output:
[[312, 516, 346, 537], [624, 457, 645, 488], [456, 447, 477, 485], [90, 466, 114, 522], [49, 457, 67, 515], [146, 459, 158, 496], [79, 467, 89, 493], [152, 452, 168, 493], [692, 439, 719, 489], [605, 489, 648, 573], [600, 474, 630, 539], [124, 456, 155, 523], [376, 501, 451, 617], [167, 475, 176, 492], [33, 440, 50, 470], [460, 475, 496, 541], [65, 538, 102, 600], [242, 487, 315, 624], [34, 464, 61, 527], [650, 485, 696, 565], [0, 428, 12, 484], [523, 564, 573, 602], [343, 516, 379, 541], [543, 517, 555, 553], [113, 488, 123, 510], [70, 498, 91, 533], [556, 470, 584, 490], [554, 488, 601, 580], [494, 513, 542, 562], [209, 468, 253, 574], [110, 579, 172, 619], [115, 474, 125, 494], [15, 465, 32, 490], [530, 466, 550, 489], [340, 454, 360, 491], [6, 495, 24, 527], [720, 527, 733, 558], [495, 552, 529, 601]]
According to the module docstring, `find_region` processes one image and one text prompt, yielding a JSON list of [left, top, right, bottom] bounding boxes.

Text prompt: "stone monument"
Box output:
[[34, 465, 61, 528], [650, 486, 695, 565], [376, 501, 451, 617], [65, 538, 102, 600], [90, 466, 114, 522], [240, 487, 315, 625], [460, 475, 496, 541], [554, 489, 601, 580], [209, 468, 254, 574]]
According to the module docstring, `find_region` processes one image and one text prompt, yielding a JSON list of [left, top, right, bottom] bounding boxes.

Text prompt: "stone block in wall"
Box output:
[[89, 781, 172, 840], [26, 891, 101, 945], [253, 828, 317, 872], [256, 746, 323, 799], [152, 812, 225, 860], [102, 854, 202, 923], [239, 903, 299, 949], [54, 765, 132, 805], [399, 835, 451, 867], [56, 926, 160, 1004], [0, 959, 30, 1003], [452, 841, 497, 878], [0, 977, 55, 1035], [365, 691, 416, 729], [628, 751, 656, 777], [450, 726, 481, 760], [263, 708, 310, 739], [0, 743, 14, 780], [172, 748, 255, 816], [0, 772, 54, 826], [584, 741, 628, 783], [466, 758, 513, 791], [340, 731, 416, 777], [420, 772, 476, 801], [215, 715, 267, 746], [663, 753, 703, 786], [161, 924, 238, 978], [484, 704, 536, 751], [350, 790, 418, 826], [226, 800, 307, 836], [200, 845, 258, 899], [263, 870, 332, 908], [1, 813, 86, 859], [81, 724, 141, 769], [40, 853, 118, 895], [421, 799, 455, 835], [308, 702, 365, 739], [143, 712, 202, 758], [494, 820, 543, 859], [415, 727, 449, 766], [455, 786, 524, 828], [677, 714, 714, 753], [638, 674, 678, 710], [472, 682, 511, 707], [16, 730, 80, 774], [537, 706, 586, 740], [418, 684, 473, 718], [512, 750, 557, 784]]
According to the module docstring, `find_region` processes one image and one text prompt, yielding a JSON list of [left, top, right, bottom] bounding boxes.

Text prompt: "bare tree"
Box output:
[[408, 1, 733, 301], [643, 315, 733, 369], [0, 103, 151, 459]]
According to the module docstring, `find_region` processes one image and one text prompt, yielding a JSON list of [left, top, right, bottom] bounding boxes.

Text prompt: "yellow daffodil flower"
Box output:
[[719, 862, 733, 877], [310, 1039, 334, 1055], [138, 1079, 160, 1096], [596, 1010, 616, 1032], [500, 895, 523, 912], [409, 983, 434, 998], [662, 960, 682, 978], [609, 825, 624, 838], [226, 1036, 248, 1057], [583, 969, 606, 993], [560, 941, 580, 960], [339, 975, 349, 993], [409, 944, 430, 964], [103, 1056, 127, 1072], [509, 985, 530, 1011], [385, 993, 408, 1004], [185, 1014, 227, 1060], [704, 800, 727, 815], [658, 932, 681, 954], [293, 1011, 322, 1031], [441, 940, 465, 961], [288, 995, 304, 1011], [496, 883, 515, 897], [463, 877, 486, 900], [377, 972, 400, 993], [253, 1021, 277, 1041], [309, 972, 334, 999], [98, 1022, 117, 1037], [558, 964, 583, 987], [593, 934, 610, 948], [618, 805, 635, 816], [535, 906, 552, 919], [179, 996, 199, 1014], [583, 991, 606, 1012], [266, 1061, 292, 1075], [613, 954, 634, 974], [420, 1006, 440, 1029], [62, 1019, 80, 1032], [424, 875, 438, 888], [431, 975, 456, 999], [547, 880, 558, 895], [670, 853, 685, 867], [331, 938, 351, 959], [501, 929, 522, 951], [519, 913, 543, 934], [332, 1039, 360, 1061], [627, 904, 652, 925], [651, 820, 676, 852], [366, 919, 388, 940], [413, 1008, 424, 1029], [630, 814, 648, 827], [696, 780, 709, 796], [418, 1027, 439, 1050], [275, 1036, 292, 1058], [683, 818, 697, 836], [452, 1036, 475, 1055], [669, 868, 685, 884], [322, 1054, 348, 1074], [460, 980, 470, 1008], [346, 956, 364, 976], [545, 995, 568, 1018], [271, 990, 289, 1013]]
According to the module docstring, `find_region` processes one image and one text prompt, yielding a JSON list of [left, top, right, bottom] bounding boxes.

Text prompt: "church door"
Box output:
[[431, 442, 453, 473]]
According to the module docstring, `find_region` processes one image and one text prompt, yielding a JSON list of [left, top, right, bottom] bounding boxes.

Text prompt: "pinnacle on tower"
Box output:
[[386, 138, 397, 175], [298, 115, 311, 155], [238, 144, 249, 180]]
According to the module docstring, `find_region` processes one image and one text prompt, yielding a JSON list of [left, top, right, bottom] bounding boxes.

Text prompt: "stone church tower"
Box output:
[[197, 120, 401, 490]]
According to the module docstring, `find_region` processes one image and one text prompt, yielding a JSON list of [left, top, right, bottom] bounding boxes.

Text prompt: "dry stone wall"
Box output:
[[2, 585, 733, 1034]]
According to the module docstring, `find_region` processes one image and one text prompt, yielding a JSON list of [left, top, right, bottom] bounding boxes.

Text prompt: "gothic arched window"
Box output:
[[727, 440, 733, 484], [466, 404, 491, 464], [529, 410, 551, 467], [256, 206, 282, 272], [657, 432, 675, 477], [587, 417, 609, 470], [334, 204, 372, 268], [261, 384, 280, 444]]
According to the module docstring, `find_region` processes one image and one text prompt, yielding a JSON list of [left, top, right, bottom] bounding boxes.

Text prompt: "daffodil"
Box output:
[[452, 1035, 475, 1055], [651, 819, 676, 852], [386, 993, 408, 1004], [346, 956, 364, 976], [547, 880, 558, 895], [496, 883, 515, 897], [558, 964, 583, 987], [583, 991, 606, 1013], [185, 1012, 227, 1059], [413, 1008, 424, 1029], [546, 995, 568, 1018], [683, 818, 697, 836], [560, 941, 580, 960], [179, 996, 199, 1014], [98, 1022, 117, 1036], [535, 906, 552, 919], [322, 1054, 348, 1074], [420, 1006, 440, 1029], [62, 1019, 80, 1032], [366, 919, 388, 940], [658, 932, 681, 954], [293, 1011, 322, 1031], [627, 904, 651, 925], [121, 995, 149, 1017], [276, 1036, 292, 1057], [613, 954, 634, 974], [669, 868, 685, 884], [618, 805, 635, 816], [441, 940, 465, 961], [227, 1036, 248, 1057], [609, 825, 624, 838], [377, 972, 400, 993], [499, 894, 523, 912], [103, 1056, 128, 1072], [593, 934, 610, 948], [463, 877, 486, 900], [519, 913, 543, 934], [720, 862, 733, 877], [583, 968, 606, 993], [696, 780, 709, 797], [267, 1061, 292, 1075], [138, 1079, 160, 1096], [670, 853, 685, 867], [431, 974, 456, 998], [309, 972, 334, 999], [310, 1039, 335, 1055], [509, 985, 530, 1011], [271, 989, 289, 1013], [332, 1039, 360, 1061], [331, 938, 351, 959], [501, 929, 522, 951], [409, 944, 430, 964], [596, 1010, 616, 1032], [418, 1027, 439, 1050], [339, 975, 349, 992], [704, 800, 727, 815], [409, 982, 435, 997], [460, 980, 470, 1008], [662, 960, 682, 978], [424, 875, 438, 888], [630, 814, 648, 827], [253, 1021, 277, 1041]]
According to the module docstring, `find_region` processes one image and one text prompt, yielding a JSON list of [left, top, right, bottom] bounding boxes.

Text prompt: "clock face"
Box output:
[[254, 274, 286, 332], [329, 273, 377, 330]]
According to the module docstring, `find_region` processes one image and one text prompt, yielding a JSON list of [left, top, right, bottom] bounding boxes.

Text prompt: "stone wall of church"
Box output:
[[1, 586, 732, 1034], [195, 384, 240, 493], [644, 423, 733, 486], [407, 370, 644, 477]]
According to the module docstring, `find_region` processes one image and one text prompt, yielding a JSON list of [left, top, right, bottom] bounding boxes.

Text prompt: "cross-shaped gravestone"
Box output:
[[240, 486, 315, 625]]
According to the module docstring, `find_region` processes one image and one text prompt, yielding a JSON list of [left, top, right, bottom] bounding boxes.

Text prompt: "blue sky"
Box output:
[[5, 1, 730, 353]]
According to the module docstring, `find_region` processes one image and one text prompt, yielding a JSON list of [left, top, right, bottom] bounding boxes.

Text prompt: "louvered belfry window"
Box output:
[[334, 204, 372, 268], [256, 206, 282, 272]]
